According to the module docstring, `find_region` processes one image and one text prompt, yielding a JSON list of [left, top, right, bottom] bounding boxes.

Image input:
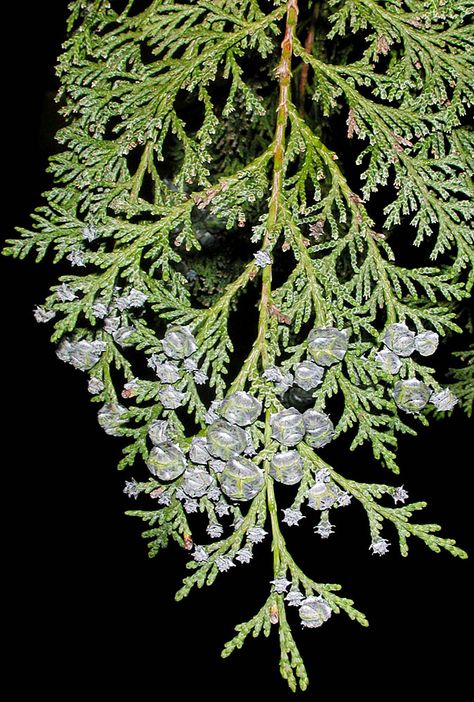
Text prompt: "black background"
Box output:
[[2, 3, 472, 698]]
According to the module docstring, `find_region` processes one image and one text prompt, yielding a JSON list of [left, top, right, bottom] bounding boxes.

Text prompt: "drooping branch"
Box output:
[[4, 0, 471, 693]]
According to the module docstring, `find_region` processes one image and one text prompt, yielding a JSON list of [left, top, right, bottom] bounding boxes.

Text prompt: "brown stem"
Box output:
[[264, 0, 299, 250], [228, 1, 299, 391], [256, 0, 299, 373], [298, 3, 319, 116]]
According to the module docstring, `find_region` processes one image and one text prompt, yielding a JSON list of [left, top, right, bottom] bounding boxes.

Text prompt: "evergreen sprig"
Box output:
[[4, 0, 471, 692]]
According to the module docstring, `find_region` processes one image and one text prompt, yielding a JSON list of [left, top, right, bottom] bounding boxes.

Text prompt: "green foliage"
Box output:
[[449, 344, 474, 417], [4, 0, 472, 692]]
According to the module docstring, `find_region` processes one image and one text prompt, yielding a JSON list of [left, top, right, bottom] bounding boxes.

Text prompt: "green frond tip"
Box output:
[[402, 527, 468, 560], [221, 597, 273, 659], [125, 504, 190, 558], [329, 594, 369, 627], [278, 599, 309, 692], [222, 596, 310, 693]]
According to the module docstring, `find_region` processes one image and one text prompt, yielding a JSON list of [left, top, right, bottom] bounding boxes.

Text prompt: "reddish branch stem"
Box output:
[[298, 3, 319, 116]]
